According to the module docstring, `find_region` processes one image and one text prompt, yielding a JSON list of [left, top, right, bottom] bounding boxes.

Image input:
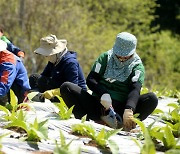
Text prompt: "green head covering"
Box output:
[[112, 32, 137, 57], [0, 36, 11, 44]]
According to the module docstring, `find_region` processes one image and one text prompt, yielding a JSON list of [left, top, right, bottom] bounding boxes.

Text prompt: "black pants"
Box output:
[[60, 82, 158, 121], [0, 82, 25, 105]]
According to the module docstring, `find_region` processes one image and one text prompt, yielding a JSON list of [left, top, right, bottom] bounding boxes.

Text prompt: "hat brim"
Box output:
[[34, 40, 67, 56]]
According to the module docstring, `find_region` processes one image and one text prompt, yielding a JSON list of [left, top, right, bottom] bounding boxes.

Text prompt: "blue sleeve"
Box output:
[[7, 42, 21, 56], [0, 62, 16, 96], [64, 61, 79, 84], [15, 59, 31, 92]]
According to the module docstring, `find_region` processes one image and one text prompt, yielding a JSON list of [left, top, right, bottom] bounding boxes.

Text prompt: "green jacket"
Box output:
[[91, 52, 145, 103]]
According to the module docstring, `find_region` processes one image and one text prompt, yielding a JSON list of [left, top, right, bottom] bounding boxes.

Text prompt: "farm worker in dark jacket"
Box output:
[[60, 32, 158, 131], [29, 34, 87, 101], [0, 26, 25, 60], [0, 40, 31, 105]]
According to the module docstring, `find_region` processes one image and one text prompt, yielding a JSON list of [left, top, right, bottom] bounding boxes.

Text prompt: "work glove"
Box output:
[[100, 93, 123, 128], [42, 88, 60, 99], [100, 93, 112, 110], [123, 109, 136, 131]]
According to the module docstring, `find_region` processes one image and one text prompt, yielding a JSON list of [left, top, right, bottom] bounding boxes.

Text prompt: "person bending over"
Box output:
[[29, 34, 87, 101], [0, 40, 30, 105], [0, 25, 25, 60], [60, 32, 158, 131]]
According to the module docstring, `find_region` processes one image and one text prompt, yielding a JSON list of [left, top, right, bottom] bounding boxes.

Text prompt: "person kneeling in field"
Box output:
[[60, 32, 158, 131], [29, 34, 87, 102], [0, 40, 30, 105]]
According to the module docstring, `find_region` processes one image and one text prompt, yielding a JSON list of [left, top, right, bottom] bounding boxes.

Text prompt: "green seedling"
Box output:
[[5, 117, 48, 142], [54, 130, 80, 154], [0, 90, 48, 142], [0, 90, 30, 122], [151, 108, 180, 151], [133, 116, 179, 152], [141, 87, 180, 99], [165, 122, 180, 138], [151, 87, 180, 98], [53, 96, 74, 120], [166, 103, 180, 124], [152, 103, 180, 125], [150, 125, 180, 150], [71, 115, 121, 154], [132, 118, 156, 154]]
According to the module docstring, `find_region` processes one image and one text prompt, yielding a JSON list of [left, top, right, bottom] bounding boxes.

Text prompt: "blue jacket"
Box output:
[[0, 36, 24, 57], [7, 42, 24, 57], [0, 50, 31, 96], [41, 51, 87, 90]]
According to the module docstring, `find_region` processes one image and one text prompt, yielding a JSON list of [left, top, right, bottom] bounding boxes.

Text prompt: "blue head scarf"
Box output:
[[103, 32, 142, 82]]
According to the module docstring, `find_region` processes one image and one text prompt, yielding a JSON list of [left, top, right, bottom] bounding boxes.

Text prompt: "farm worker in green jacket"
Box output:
[[60, 32, 158, 131]]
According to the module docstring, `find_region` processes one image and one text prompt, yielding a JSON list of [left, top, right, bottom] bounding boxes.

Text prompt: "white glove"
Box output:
[[100, 93, 112, 110]]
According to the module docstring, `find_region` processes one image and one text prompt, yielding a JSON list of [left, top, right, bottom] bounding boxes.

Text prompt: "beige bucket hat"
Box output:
[[34, 34, 67, 56]]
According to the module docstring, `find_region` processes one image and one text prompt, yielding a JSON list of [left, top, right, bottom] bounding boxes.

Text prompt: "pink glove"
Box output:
[[123, 109, 136, 131]]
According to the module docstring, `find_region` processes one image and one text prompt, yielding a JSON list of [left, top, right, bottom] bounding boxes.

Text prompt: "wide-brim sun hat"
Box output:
[[112, 32, 137, 57], [34, 34, 67, 56], [0, 40, 7, 51]]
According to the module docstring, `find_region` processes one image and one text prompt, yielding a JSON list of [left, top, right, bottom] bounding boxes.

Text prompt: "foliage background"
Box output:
[[0, 0, 179, 90]]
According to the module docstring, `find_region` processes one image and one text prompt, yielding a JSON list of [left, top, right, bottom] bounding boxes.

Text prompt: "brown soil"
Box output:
[[71, 131, 110, 151], [31, 151, 53, 154], [8, 126, 26, 134]]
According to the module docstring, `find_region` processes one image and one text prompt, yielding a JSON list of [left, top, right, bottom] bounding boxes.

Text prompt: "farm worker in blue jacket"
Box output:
[[0, 26, 25, 60], [0, 40, 31, 105], [29, 34, 87, 101]]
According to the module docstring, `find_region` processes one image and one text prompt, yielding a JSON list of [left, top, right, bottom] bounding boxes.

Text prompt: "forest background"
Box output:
[[0, 0, 179, 91]]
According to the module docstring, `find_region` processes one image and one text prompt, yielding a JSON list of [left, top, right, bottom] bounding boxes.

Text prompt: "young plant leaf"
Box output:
[[133, 118, 156, 154], [105, 129, 122, 140], [54, 97, 74, 120], [54, 130, 80, 154], [107, 139, 119, 154], [10, 89, 18, 110], [81, 115, 87, 123], [167, 103, 179, 109], [0, 105, 11, 115], [96, 128, 106, 146], [163, 125, 176, 149]]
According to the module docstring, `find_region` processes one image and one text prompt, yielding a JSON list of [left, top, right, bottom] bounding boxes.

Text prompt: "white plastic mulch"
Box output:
[[0, 94, 179, 154]]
